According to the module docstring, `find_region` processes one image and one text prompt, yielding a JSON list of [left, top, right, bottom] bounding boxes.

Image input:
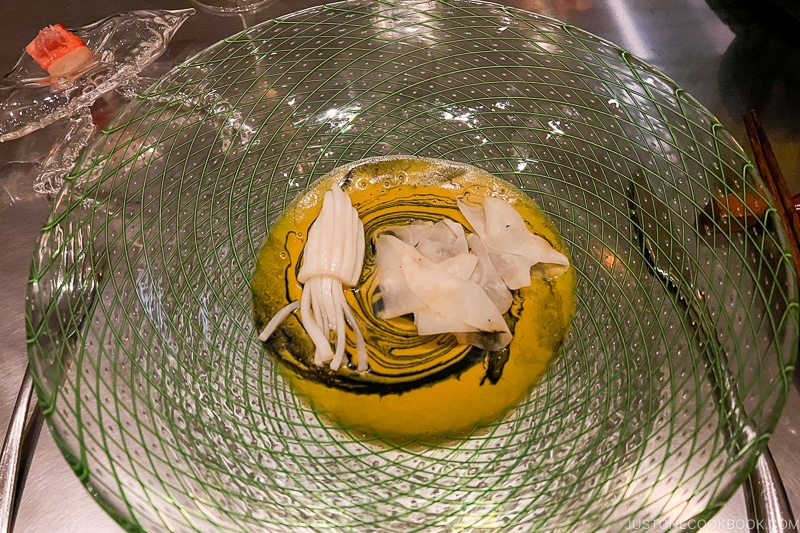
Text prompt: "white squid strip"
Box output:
[[258, 301, 301, 342], [301, 281, 333, 366], [320, 276, 338, 334], [259, 184, 368, 372], [340, 294, 368, 372], [329, 279, 348, 371], [308, 276, 330, 334]]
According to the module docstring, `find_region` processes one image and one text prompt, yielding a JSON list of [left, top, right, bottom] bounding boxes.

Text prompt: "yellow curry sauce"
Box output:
[[252, 157, 575, 442]]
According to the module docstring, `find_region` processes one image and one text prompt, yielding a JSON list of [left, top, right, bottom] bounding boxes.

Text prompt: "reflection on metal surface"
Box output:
[[606, 0, 650, 59]]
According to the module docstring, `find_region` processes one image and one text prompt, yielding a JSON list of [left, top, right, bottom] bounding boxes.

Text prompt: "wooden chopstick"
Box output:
[[743, 110, 800, 281]]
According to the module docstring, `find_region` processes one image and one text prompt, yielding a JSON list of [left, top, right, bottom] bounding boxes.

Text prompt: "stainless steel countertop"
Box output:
[[1, 1, 798, 531]]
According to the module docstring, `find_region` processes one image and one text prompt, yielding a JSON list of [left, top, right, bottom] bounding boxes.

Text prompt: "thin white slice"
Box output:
[[437, 253, 479, 280], [400, 252, 510, 334], [466, 233, 513, 312], [482, 197, 570, 274], [387, 220, 434, 247], [486, 251, 537, 291], [414, 219, 469, 262], [458, 196, 569, 289], [454, 330, 513, 352], [457, 198, 487, 236], [414, 307, 479, 336], [374, 234, 425, 319]]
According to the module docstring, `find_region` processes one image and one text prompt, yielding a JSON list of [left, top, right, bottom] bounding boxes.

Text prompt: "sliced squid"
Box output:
[[259, 184, 368, 372]]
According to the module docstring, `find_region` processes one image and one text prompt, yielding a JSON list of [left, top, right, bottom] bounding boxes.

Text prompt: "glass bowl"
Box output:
[[26, 1, 798, 531]]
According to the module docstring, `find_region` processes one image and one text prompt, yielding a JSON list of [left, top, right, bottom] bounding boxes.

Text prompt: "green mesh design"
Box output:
[[25, 1, 798, 531]]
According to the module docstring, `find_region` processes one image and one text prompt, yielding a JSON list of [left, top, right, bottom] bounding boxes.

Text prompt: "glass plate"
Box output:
[[26, 1, 798, 531]]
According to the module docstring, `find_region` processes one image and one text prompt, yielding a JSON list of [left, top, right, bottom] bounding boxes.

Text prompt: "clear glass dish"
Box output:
[[26, 1, 798, 531]]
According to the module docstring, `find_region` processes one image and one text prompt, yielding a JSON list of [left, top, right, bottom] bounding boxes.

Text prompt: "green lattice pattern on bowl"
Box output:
[[26, 1, 798, 531]]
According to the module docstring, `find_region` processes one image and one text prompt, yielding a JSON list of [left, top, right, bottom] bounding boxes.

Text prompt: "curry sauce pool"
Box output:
[[252, 156, 575, 441]]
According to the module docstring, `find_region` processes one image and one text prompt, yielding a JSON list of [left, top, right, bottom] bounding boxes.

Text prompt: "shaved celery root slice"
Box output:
[[374, 234, 479, 319], [414, 308, 480, 336], [258, 184, 368, 372], [375, 196, 569, 351], [414, 219, 469, 261], [400, 252, 511, 334], [374, 234, 426, 319], [466, 233, 513, 312], [387, 220, 434, 246], [458, 197, 569, 288]]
